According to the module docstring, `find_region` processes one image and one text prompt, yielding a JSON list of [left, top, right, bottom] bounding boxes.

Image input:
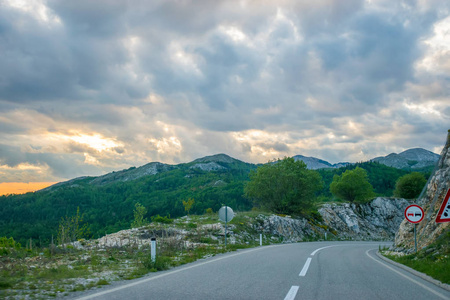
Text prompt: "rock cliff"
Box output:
[[394, 131, 450, 251], [254, 197, 410, 242]]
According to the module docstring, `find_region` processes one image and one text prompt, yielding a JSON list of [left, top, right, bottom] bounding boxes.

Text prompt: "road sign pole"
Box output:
[[404, 204, 424, 253], [225, 207, 227, 247]]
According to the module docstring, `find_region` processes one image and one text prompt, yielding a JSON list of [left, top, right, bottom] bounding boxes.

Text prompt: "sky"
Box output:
[[0, 0, 449, 194]]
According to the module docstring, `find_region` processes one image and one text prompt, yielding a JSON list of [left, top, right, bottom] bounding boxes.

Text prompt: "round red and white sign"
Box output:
[[404, 204, 424, 223]]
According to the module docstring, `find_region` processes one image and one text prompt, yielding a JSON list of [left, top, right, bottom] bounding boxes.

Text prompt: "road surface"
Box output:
[[71, 241, 450, 300]]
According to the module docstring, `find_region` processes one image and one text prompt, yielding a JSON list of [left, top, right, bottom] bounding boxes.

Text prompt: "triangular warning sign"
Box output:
[[436, 188, 450, 223]]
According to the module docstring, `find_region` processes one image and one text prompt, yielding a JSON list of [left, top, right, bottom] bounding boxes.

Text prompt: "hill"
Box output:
[[293, 155, 350, 169], [371, 148, 439, 170], [0, 154, 257, 245]]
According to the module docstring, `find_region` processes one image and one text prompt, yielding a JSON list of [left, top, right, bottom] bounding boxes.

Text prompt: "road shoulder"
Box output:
[[376, 251, 450, 292]]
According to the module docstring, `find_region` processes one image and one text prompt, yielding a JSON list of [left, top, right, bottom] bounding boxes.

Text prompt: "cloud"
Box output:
[[0, 0, 449, 183]]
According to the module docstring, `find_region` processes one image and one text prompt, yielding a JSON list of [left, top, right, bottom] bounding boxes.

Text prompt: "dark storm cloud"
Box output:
[[0, 0, 448, 183]]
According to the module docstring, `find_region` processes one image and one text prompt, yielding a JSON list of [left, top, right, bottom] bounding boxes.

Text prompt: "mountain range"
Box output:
[[294, 148, 439, 170], [44, 148, 439, 191]]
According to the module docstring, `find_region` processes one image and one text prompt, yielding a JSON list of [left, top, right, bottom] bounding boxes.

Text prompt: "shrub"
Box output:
[[330, 167, 375, 202], [151, 215, 173, 224], [394, 172, 427, 199]]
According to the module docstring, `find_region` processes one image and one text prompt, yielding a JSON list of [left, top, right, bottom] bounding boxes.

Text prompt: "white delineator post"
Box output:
[[260, 233, 262, 246], [151, 237, 156, 262]]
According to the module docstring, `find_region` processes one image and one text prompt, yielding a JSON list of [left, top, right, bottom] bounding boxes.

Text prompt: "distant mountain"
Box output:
[[293, 155, 351, 170], [43, 153, 256, 190], [370, 148, 439, 169]]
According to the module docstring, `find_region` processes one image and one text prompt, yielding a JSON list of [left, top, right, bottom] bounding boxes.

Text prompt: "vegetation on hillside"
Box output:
[[317, 161, 413, 198], [0, 165, 254, 247], [0, 159, 430, 247]]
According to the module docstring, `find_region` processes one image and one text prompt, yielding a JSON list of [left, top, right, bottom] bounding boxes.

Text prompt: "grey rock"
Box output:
[[189, 162, 226, 171], [254, 197, 409, 242]]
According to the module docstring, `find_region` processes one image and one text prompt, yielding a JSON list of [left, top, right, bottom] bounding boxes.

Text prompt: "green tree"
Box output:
[[57, 207, 91, 246], [182, 198, 195, 215], [131, 202, 148, 228], [330, 167, 375, 202], [244, 157, 323, 214], [394, 172, 427, 199]]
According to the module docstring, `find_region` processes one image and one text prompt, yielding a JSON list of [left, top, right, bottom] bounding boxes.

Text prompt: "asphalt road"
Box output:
[[71, 241, 450, 300]]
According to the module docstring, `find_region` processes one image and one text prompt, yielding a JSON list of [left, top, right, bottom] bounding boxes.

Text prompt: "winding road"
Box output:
[[71, 241, 450, 300]]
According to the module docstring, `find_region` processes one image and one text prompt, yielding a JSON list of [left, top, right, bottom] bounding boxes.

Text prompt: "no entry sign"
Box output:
[[404, 205, 424, 224]]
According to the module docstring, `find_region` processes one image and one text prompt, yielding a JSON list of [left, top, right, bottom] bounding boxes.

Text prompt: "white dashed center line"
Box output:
[[299, 257, 312, 276], [284, 286, 299, 300]]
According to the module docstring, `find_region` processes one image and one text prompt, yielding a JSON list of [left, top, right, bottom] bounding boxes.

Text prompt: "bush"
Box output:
[[151, 215, 173, 224], [330, 167, 375, 202], [394, 172, 427, 199], [0, 237, 21, 255]]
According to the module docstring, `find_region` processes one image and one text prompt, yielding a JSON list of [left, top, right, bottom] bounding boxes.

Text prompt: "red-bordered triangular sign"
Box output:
[[436, 188, 450, 223]]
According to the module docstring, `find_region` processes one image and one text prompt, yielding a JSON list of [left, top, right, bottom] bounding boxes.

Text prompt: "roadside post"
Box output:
[[260, 233, 262, 246], [151, 237, 156, 262], [404, 204, 424, 252], [219, 206, 234, 247]]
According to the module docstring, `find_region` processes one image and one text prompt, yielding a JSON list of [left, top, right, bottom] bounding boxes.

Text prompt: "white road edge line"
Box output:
[[365, 249, 448, 300], [299, 257, 312, 276], [75, 245, 275, 300], [284, 286, 299, 300]]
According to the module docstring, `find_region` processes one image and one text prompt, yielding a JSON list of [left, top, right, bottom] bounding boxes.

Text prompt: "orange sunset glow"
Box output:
[[0, 182, 57, 196]]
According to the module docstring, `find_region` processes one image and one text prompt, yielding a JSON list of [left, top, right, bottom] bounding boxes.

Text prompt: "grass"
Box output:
[[382, 230, 450, 284]]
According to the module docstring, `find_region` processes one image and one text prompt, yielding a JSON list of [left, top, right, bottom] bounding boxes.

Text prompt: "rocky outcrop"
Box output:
[[254, 215, 324, 242], [319, 198, 410, 240], [253, 197, 410, 242], [394, 131, 450, 251], [189, 162, 226, 171], [90, 162, 174, 185]]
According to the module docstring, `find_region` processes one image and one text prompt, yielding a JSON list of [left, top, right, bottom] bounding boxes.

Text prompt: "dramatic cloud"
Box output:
[[0, 0, 449, 186]]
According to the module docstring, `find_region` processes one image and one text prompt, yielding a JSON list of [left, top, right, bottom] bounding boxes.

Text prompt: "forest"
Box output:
[[0, 159, 431, 247]]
